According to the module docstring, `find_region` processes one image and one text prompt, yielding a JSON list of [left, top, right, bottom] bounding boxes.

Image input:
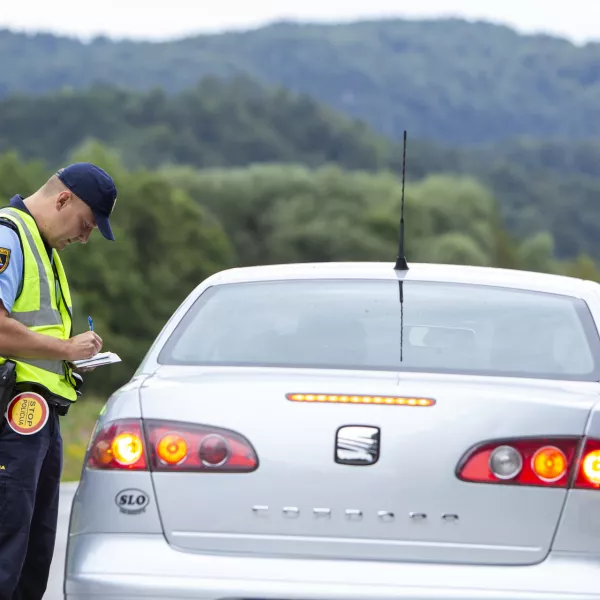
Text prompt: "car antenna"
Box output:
[[393, 130, 409, 363], [394, 130, 409, 271]]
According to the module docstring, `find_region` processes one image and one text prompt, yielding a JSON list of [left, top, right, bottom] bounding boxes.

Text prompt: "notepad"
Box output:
[[72, 351, 122, 369]]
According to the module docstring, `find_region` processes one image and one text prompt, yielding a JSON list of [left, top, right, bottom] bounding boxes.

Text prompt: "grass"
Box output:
[[59, 395, 106, 482]]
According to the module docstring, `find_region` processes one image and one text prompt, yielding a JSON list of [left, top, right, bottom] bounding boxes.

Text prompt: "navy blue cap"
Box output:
[[56, 162, 117, 241]]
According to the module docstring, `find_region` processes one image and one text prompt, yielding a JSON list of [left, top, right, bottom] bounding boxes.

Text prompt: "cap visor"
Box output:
[[94, 212, 115, 241]]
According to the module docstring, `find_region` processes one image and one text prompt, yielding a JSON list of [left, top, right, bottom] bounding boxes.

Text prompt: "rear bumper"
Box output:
[[65, 533, 600, 600]]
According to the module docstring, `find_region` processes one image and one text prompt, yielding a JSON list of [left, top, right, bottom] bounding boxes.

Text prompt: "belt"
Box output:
[[13, 383, 73, 416]]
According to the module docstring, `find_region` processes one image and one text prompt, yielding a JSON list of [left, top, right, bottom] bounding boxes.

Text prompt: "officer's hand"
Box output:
[[65, 331, 103, 361]]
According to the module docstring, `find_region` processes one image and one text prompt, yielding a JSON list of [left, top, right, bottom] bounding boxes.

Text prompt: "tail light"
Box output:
[[574, 438, 600, 489], [457, 437, 581, 488], [146, 421, 258, 472], [87, 418, 258, 473], [87, 419, 148, 470]]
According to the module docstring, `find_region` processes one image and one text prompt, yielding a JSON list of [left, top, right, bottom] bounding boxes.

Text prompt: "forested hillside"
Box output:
[[2, 18, 600, 144], [2, 79, 600, 263], [0, 77, 390, 171]]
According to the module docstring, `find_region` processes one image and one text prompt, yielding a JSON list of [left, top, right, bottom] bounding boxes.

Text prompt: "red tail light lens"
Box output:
[[87, 419, 258, 473], [457, 437, 580, 487], [87, 419, 148, 470]]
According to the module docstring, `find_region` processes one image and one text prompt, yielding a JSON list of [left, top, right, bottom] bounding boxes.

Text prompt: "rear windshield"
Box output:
[[157, 279, 600, 381]]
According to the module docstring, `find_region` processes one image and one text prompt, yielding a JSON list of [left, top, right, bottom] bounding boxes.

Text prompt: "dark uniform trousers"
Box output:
[[0, 401, 62, 600]]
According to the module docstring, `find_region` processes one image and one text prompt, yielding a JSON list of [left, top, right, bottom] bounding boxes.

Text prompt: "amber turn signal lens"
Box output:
[[582, 449, 600, 485], [532, 446, 567, 482], [111, 432, 144, 466], [157, 433, 189, 465]]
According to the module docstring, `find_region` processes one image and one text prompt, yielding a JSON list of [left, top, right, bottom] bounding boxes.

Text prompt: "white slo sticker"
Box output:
[[115, 489, 149, 515]]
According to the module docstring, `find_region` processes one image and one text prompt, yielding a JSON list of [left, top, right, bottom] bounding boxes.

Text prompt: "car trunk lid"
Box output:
[[140, 365, 598, 565]]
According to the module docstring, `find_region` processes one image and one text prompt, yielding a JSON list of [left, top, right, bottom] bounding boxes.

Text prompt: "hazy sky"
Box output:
[[2, 1, 599, 44]]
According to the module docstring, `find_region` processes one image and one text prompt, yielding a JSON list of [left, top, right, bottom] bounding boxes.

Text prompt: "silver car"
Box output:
[[64, 261, 600, 599]]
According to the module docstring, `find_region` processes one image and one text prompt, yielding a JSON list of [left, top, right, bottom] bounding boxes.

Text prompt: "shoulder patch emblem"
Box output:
[[0, 248, 10, 274]]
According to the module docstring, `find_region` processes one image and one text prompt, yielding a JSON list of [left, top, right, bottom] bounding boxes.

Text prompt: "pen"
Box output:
[[88, 316, 94, 332]]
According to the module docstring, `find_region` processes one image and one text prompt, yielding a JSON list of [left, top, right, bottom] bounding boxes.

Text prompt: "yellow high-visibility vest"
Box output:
[[0, 207, 77, 402]]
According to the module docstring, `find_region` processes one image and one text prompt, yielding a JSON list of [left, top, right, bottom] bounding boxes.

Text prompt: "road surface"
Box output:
[[45, 482, 78, 600]]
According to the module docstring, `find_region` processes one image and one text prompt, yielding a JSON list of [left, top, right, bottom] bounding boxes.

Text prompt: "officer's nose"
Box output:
[[78, 228, 92, 244], [81, 220, 98, 243]]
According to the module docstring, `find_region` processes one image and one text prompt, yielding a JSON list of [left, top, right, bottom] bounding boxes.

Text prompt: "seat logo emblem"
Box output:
[[335, 425, 380, 466]]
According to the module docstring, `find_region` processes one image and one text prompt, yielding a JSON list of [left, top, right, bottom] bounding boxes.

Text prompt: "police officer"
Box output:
[[0, 162, 118, 600]]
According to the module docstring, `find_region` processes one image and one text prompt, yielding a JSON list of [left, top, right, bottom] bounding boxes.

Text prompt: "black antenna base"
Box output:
[[394, 256, 409, 271]]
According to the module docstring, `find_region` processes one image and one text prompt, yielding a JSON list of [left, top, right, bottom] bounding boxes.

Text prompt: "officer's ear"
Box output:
[[55, 191, 71, 211]]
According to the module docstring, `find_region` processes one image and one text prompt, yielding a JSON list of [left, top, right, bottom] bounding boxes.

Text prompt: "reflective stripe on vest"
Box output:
[[10, 211, 62, 327], [0, 206, 76, 400]]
